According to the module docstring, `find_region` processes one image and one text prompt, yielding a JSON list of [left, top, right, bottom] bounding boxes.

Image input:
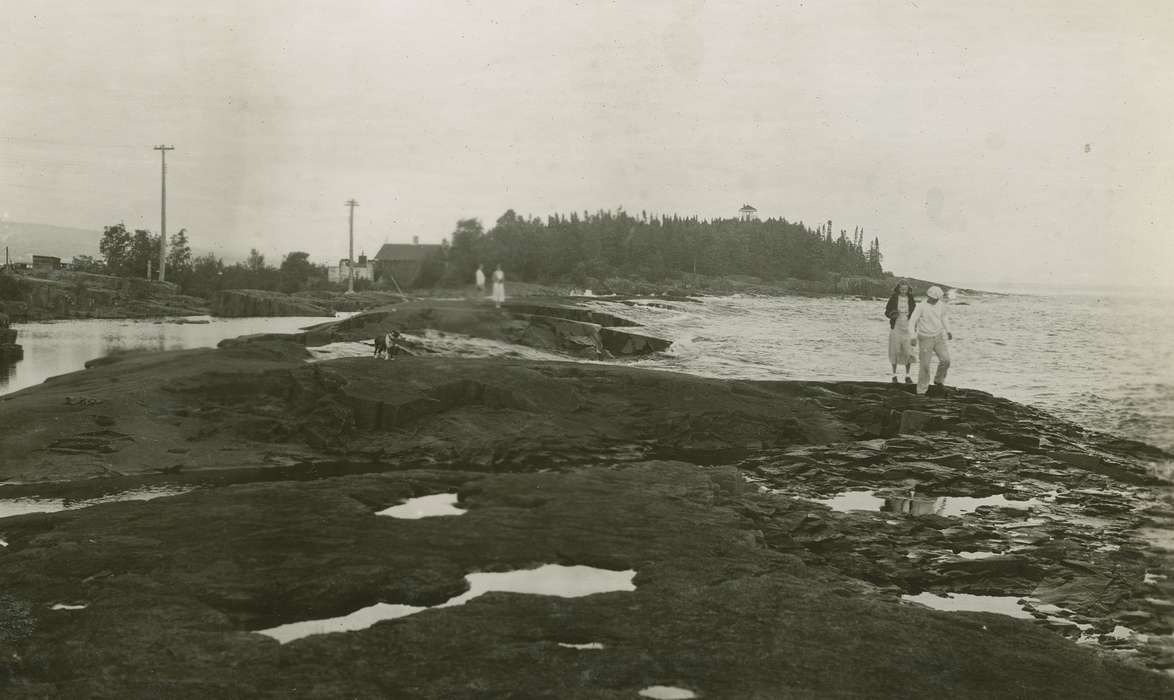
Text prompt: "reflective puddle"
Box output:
[[639, 686, 698, 699], [558, 642, 604, 650], [817, 491, 885, 511], [819, 490, 1042, 517], [0, 487, 195, 519], [258, 564, 637, 643], [50, 603, 88, 611], [377, 493, 466, 519], [306, 331, 568, 363], [902, 592, 1137, 643], [903, 592, 1035, 619], [955, 551, 999, 560]]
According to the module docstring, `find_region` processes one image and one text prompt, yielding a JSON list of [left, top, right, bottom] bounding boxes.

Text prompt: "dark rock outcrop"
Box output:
[[292, 290, 406, 312], [0, 270, 209, 320], [210, 289, 335, 318], [0, 462, 1169, 698], [309, 298, 672, 359], [0, 348, 1171, 694], [0, 326, 21, 361]]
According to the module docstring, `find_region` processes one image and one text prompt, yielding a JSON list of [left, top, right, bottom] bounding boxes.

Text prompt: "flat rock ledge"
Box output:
[[0, 345, 1170, 697], [210, 289, 337, 318], [306, 297, 673, 358]]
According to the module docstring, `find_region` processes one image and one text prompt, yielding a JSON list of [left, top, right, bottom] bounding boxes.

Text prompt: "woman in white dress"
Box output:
[[884, 280, 916, 383], [492, 265, 506, 308]]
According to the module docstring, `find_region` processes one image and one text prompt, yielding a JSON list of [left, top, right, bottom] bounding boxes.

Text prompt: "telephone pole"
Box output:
[[345, 199, 359, 294], [153, 145, 175, 282]]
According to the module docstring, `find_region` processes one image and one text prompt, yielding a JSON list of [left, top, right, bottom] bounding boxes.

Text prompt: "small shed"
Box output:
[[373, 241, 444, 288], [32, 255, 62, 271]]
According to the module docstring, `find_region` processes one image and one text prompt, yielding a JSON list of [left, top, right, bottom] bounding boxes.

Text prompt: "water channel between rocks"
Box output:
[[0, 486, 194, 519], [816, 490, 1048, 517], [256, 564, 638, 644], [901, 592, 1160, 647]]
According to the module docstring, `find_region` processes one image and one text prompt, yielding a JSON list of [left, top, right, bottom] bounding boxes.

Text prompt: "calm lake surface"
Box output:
[[0, 315, 333, 397]]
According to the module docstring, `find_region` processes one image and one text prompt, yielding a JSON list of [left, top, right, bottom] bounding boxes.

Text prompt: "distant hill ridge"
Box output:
[[0, 221, 100, 261], [0, 220, 245, 263]]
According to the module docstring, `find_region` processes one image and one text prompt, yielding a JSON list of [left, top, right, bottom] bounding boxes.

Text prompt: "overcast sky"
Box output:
[[2, 1, 1171, 289]]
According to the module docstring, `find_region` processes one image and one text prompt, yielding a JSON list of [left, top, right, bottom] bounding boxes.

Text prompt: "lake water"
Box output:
[[3, 291, 1172, 452], [595, 291, 1174, 453], [0, 315, 334, 397]]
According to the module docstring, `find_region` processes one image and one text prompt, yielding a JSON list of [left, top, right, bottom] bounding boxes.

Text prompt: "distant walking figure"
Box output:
[[492, 265, 506, 308], [475, 264, 486, 294], [908, 286, 952, 395], [885, 280, 916, 384]]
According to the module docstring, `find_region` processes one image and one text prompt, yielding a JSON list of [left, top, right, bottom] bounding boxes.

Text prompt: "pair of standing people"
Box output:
[[886, 281, 951, 395], [475, 264, 507, 308]]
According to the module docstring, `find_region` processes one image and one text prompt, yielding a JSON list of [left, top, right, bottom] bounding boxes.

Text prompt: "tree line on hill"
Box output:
[[85, 210, 890, 298], [442, 209, 887, 288]]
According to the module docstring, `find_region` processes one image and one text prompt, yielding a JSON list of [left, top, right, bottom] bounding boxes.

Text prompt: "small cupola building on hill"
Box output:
[[739, 204, 758, 221]]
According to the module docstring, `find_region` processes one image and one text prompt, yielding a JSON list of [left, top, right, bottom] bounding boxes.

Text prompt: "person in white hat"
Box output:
[[908, 286, 952, 395]]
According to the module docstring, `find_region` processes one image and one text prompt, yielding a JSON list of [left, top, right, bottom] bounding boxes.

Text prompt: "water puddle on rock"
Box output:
[[903, 593, 1127, 643], [257, 564, 637, 644], [955, 551, 999, 560], [558, 642, 604, 650], [903, 592, 1035, 619], [0, 486, 194, 519], [376, 493, 465, 519], [818, 490, 1042, 517], [49, 603, 88, 611], [306, 331, 570, 363], [816, 491, 885, 511], [638, 686, 698, 699]]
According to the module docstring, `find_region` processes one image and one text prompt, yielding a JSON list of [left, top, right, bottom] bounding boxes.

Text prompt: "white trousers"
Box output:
[[916, 334, 950, 394]]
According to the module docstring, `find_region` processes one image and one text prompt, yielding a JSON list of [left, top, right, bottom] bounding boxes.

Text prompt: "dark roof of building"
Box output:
[[374, 243, 442, 262], [739, 204, 757, 212]]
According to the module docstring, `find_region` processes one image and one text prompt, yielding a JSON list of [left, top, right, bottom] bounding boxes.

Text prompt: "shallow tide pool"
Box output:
[[257, 564, 637, 644], [817, 490, 1043, 517], [376, 493, 466, 519]]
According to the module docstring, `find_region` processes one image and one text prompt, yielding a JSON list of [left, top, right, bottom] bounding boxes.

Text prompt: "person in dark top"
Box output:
[[884, 280, 917, 383]]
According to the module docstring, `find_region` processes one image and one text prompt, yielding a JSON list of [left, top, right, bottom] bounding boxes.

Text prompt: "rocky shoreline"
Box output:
[[0, 306, 1170, 697], [1, 266, 989, 326]]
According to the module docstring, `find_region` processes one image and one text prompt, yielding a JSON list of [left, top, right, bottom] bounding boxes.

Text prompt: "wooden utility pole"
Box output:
[[345, 199, 359, 294], [154, 145, 175, 282]]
